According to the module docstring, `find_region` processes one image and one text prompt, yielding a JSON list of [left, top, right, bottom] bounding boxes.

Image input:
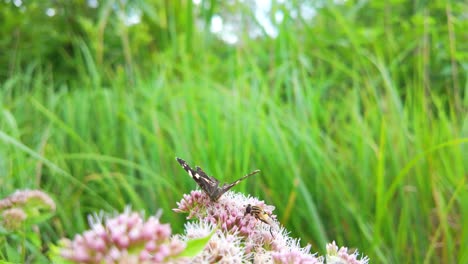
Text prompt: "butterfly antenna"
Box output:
[[223, 169, 260, 190], [240, 169, 260, 180]]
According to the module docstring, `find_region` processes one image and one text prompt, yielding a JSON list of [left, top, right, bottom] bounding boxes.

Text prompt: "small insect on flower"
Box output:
[[176, 157, 260, 202], [245, 204, 276, 237]]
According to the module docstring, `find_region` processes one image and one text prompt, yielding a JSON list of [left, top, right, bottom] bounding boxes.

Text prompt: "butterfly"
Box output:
[[245, 204, 276, 237], [176, 157, 260, 201]]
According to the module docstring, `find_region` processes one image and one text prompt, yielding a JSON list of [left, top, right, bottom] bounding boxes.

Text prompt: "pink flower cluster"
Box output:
[[174, 190, 320, 263], [174, 190, 369, 263], [185, 222, 248, 263], [0, 189, 56, 211], [0, 189, 55, 230], [325, 241, 369, 264], [56, 190, 369, 263], [175, 190, 275, 237], [1, 207, 27, 230], [59, 209, 186, 263]]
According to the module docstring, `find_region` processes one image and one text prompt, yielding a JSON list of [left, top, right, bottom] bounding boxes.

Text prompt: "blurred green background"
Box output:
[[0, 0, 467, 263]]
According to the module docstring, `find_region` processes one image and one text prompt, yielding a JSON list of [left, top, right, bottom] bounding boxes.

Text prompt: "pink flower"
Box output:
[[57, 189, 368, 263], [0, 189, 55, 230], [325, 241, 369, 264], [184, 221, 252, 263], [272, 250, 320, 264], [174, 190, 276, 238], [1, 208, 27, 230], [269, 236, 321, 264], [59, 209, 187, 263], [174, 190, 319, 263], [0, 189, 56, 212]]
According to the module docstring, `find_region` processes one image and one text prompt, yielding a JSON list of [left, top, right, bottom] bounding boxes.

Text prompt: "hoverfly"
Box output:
[[176, 157, 260, 202], [245, 204, 276, 237]]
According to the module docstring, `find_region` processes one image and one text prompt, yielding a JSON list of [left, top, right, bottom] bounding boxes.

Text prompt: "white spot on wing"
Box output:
[[188, 171, 196, 178], [200, 177, 211, 183]]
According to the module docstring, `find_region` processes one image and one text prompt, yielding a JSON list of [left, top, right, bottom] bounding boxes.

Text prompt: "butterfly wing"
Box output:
[[213, 169, 261, 200], [176, 157, 260, 201], [176, 157, 220, 201], [176, 157, 199, 180], [195, 166, 221, 197]]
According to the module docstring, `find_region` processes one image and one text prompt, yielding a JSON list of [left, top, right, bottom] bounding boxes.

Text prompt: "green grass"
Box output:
[[1, 1, 467, 263]]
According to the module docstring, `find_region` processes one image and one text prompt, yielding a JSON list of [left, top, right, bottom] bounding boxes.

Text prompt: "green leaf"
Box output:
[[5, 244, 21, 263], [48, 243, 74, 264], [0, 261, 19, 264], [26, 230, 41, 248], [177, 229, 215, 258]]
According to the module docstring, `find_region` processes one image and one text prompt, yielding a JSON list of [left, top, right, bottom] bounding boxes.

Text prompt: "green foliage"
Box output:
[[178, 229, 215, 258], [0, 0, 467, 263], [0, 214, 51, 263], [48, 242, 73, 264]]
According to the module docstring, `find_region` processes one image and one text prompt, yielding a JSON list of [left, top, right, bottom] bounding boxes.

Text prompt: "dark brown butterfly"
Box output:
[[176, 157, 260, 202]]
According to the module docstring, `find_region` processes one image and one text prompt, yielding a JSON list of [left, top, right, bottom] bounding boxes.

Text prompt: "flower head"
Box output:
[[174, 190, 275, 237], [326, 241, 369, 264], [174, 190, 318, 263], [59, 209, 187, 263], [185, 222, 248, 264], [0, 189, 55, 230], [270, 236, 321, 264], [1, 208, 27, 230], [0, 189, 56, 212], [55, 186, 369, 263]]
